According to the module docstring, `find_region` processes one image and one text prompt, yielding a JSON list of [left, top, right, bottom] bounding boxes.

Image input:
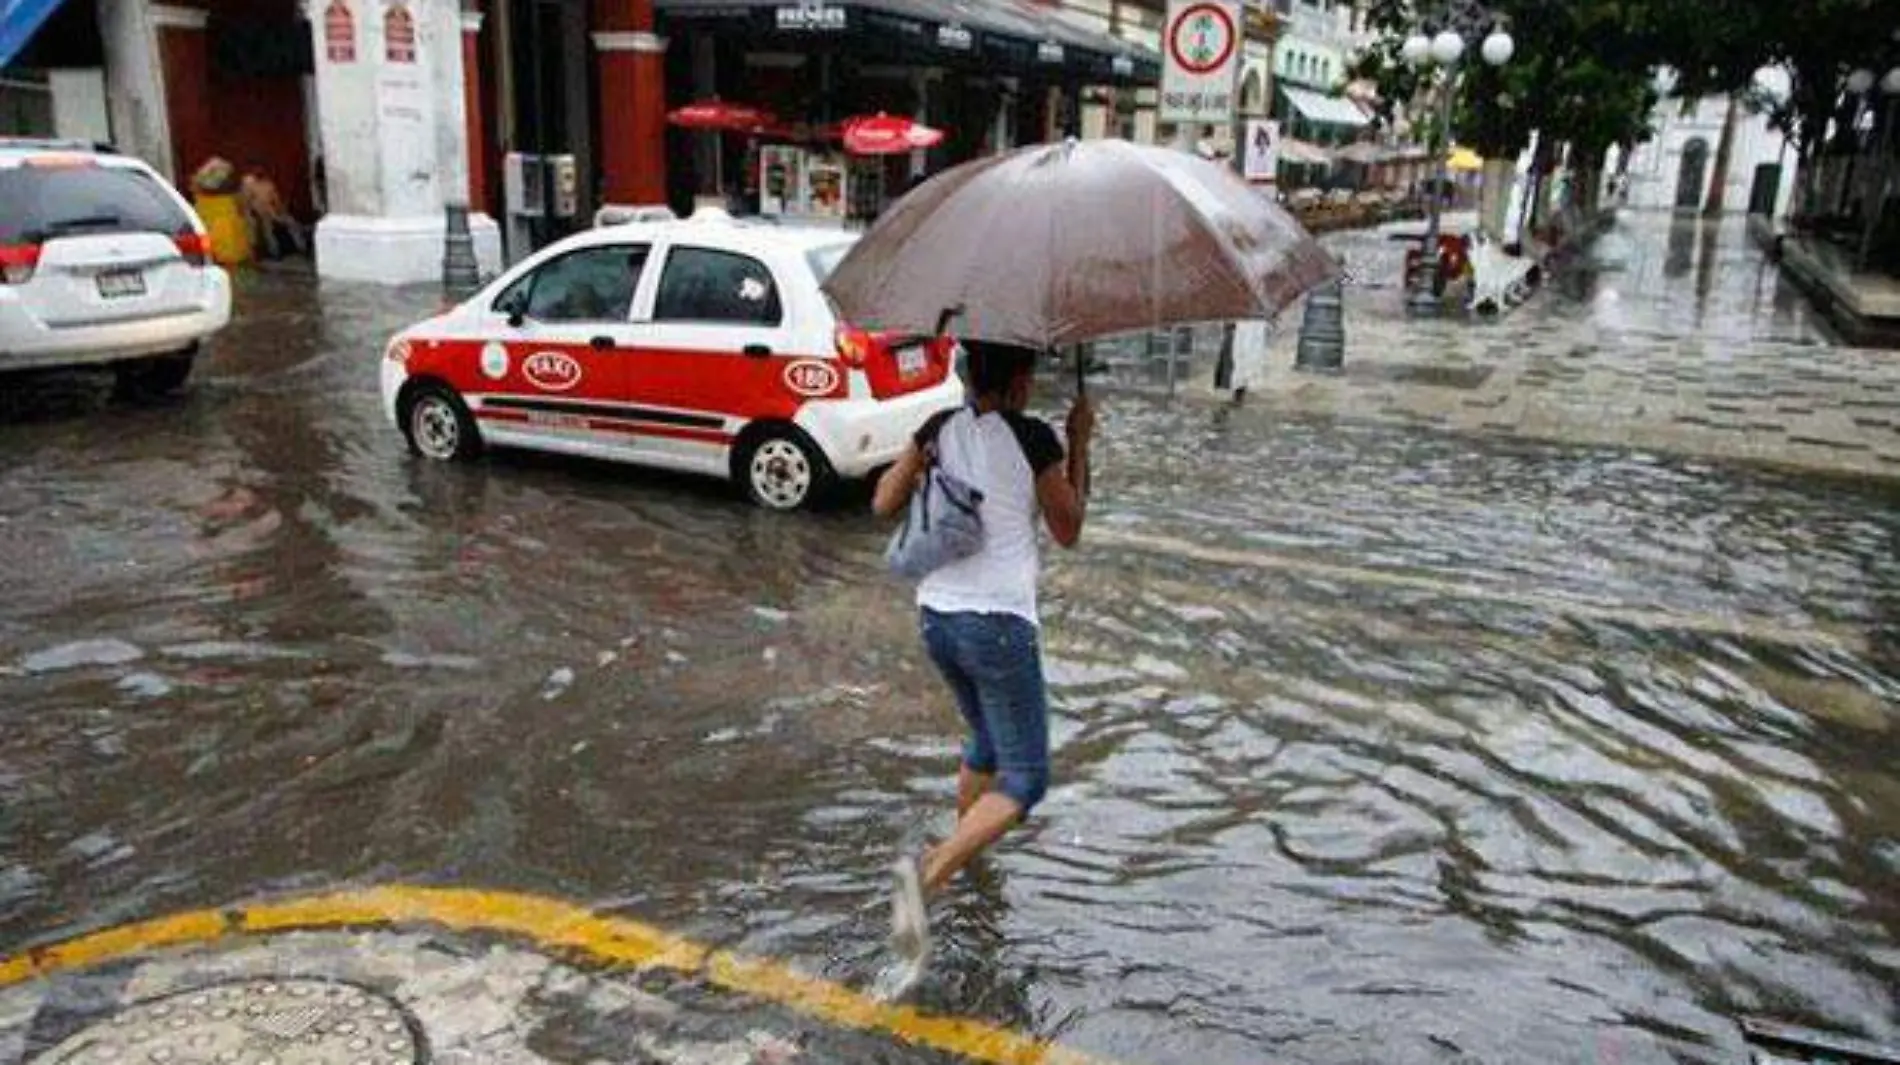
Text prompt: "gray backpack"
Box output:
[[885, 423, 986, 582]]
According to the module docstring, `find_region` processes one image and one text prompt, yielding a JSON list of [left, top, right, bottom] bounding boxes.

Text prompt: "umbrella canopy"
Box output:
[[667, 100, 776, 132], [822, 139, 1341, 350], [1447, 146, 1484, 172], [842, 114, 946, 156]]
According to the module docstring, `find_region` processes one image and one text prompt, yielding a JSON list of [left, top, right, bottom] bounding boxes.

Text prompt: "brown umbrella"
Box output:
[[821, 138, 1340, 352]]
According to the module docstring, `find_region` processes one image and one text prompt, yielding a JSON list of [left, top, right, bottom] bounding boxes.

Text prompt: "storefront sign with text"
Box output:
[[936, 23, 973, 51], [775, 5, 846, 32]]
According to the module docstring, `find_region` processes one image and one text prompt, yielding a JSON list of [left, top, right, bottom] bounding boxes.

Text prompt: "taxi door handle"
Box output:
[[589, 335, 616, 351], [743, 344, 773, 357]]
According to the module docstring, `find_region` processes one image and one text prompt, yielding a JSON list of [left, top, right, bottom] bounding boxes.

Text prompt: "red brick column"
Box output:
[[593, 0, 667, 205], [461, 4, 489, 212], [153, 3, 212, 187]]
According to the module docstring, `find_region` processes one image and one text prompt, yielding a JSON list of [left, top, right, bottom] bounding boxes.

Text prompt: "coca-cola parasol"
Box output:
[[667, 100, 776, 196], [841, 114, 946, 156], [666, 99, 776, 132]]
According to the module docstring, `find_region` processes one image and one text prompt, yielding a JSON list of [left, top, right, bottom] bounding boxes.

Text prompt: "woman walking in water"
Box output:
[[872, 340, 1095, 966]]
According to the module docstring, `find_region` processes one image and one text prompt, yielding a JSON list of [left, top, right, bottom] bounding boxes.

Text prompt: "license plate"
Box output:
[[96, 269, 146, 299], [896, 346, 927, 377]]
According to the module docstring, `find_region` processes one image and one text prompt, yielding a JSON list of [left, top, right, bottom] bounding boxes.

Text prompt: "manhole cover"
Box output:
[[35, 979, 421, 1064]]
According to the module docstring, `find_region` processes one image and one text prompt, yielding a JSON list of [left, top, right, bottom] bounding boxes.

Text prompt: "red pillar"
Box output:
[[593, 0, 667, 205], [153, 3, 213, 187], [461, 5, 489, 212]]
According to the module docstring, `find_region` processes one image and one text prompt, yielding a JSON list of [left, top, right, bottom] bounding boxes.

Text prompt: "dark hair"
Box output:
[[964, 340, 1037, 396]]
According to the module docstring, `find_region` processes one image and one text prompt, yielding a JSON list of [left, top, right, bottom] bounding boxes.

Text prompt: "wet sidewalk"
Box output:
[[1164, 211, 1900, 481], [2, 887, 1085, 1064]]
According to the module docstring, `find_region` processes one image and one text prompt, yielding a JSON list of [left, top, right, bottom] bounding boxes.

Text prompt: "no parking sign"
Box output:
[[1160, 0, 1242, 124]]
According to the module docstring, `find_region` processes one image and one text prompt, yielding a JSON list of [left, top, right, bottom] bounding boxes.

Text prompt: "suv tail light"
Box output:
[[0, 244, 40, 285], [174, 232, 210, 268]]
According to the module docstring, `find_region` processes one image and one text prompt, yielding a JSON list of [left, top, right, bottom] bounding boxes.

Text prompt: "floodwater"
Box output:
[[2, 235, 1897, 1064]]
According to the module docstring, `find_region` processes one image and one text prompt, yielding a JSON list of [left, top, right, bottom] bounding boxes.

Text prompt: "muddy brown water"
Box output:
[[1, 262, 1896, 1065]]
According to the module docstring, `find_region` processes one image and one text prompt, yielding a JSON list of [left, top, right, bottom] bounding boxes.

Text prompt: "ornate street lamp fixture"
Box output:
[[1399, 2, 1513, 315]]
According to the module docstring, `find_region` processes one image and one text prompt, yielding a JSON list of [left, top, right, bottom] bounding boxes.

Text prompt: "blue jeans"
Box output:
[[920, 607, 1051, 815]]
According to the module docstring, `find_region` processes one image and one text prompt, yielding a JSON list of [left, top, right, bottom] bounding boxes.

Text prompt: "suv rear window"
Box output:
[[0, 165, 192, 244]]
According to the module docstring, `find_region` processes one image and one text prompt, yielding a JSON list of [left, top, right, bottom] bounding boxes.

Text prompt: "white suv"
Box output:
[[0, 139, 232, 392]]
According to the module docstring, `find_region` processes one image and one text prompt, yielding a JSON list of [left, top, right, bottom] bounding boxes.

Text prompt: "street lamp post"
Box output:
[[1400, 2, 1512, 316]]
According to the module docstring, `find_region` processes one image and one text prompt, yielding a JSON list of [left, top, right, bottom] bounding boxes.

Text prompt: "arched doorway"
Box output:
[[1239, 68, 1266, 115], [1675, 137, 1710, 211]]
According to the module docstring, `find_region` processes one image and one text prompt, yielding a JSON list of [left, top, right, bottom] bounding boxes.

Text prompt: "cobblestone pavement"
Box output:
[[1144, 211, 1900, 482]]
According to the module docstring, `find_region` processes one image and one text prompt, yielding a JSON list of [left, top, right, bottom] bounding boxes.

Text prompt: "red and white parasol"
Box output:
[[841, 114, 946, 156]]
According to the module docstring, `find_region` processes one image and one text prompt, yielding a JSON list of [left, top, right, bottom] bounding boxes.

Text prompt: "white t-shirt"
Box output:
[[914, 406, 1066, 624]]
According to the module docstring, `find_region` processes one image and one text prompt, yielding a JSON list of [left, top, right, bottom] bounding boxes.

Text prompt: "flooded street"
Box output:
[[3, 232, 1898, 1064]]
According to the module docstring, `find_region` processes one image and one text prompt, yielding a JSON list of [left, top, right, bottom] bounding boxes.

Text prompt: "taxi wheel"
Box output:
[[739, 428, 833, 511], [404, 385, 483, 463]]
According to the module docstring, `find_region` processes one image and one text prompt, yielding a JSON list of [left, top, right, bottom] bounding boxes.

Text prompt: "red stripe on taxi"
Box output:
[[476, 408, 734, 445]]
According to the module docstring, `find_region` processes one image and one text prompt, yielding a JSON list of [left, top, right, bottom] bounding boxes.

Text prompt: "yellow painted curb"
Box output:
[[0, 885, 1112, 1065]]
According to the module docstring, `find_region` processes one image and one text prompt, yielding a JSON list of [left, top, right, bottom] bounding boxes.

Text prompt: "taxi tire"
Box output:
[[402, 384, 483, 463], [736, 426, 834, 511]]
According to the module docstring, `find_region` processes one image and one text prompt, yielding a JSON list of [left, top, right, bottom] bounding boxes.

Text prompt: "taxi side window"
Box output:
[[493, 245, 649, 323], [653, 247, 782, 327]]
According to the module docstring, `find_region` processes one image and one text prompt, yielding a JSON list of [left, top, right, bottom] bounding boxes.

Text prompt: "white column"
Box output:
[[96, 0, 172, 180], [1133, 87, 1158, 144], [911, 69, 934, 177], [309, 0, 500, 284], [1080, 87, 1110, 140]]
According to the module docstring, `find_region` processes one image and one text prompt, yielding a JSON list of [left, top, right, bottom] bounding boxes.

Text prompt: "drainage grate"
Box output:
[[35, 979, 423, 1064]]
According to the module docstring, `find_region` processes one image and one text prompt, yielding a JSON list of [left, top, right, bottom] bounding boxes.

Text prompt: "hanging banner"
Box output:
[[1243, 119, 1279, 182], [323, 0, 355, 63], [1160, 0, 1241, 124]]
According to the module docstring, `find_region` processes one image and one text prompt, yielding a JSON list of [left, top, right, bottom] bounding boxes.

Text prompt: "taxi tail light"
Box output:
[[0, 244, 41, 285], [173, 231, 210, 268], [834, 325, 876, 369]]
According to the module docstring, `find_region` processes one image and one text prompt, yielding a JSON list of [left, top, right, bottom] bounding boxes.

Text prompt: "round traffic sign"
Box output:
[[1168, 2, 1237, 76]]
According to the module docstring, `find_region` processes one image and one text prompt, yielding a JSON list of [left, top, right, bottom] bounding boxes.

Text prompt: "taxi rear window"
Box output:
[[804, 241, 854, 283]]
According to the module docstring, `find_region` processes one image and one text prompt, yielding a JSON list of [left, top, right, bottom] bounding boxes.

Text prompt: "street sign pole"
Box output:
[[1160, 0, 1245, 394], [1214, 35, 1247, 392]]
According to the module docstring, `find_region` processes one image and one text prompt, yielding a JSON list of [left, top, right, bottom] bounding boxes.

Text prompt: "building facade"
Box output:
[[9, 0, 1279, 285], [1621, 93, 1794, 217]]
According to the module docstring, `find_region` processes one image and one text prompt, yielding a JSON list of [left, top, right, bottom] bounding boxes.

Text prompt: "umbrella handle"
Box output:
[[1071, 345, 1092, 500]]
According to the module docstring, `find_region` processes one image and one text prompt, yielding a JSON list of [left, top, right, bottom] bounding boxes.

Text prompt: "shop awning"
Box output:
[[1331, 141, 1388, 165], [0, 0, 69, 69], [655, 0, 1159, 83], [1279, 138, 1333, 167], [1282, 85, 1370, 128]]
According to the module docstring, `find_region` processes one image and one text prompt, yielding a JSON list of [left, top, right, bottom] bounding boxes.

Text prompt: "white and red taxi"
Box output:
[[379, 207, 964, 509]]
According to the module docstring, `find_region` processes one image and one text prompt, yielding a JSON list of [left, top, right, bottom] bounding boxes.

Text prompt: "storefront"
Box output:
[[654, 0, 1158, 222]]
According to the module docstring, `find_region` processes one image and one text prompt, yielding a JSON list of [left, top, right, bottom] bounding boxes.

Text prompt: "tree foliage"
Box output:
[[1346, 0, 1900, 172]]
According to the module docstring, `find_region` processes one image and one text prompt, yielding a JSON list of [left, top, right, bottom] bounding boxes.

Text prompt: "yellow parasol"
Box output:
[[1447, 146, 1485, 172]]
